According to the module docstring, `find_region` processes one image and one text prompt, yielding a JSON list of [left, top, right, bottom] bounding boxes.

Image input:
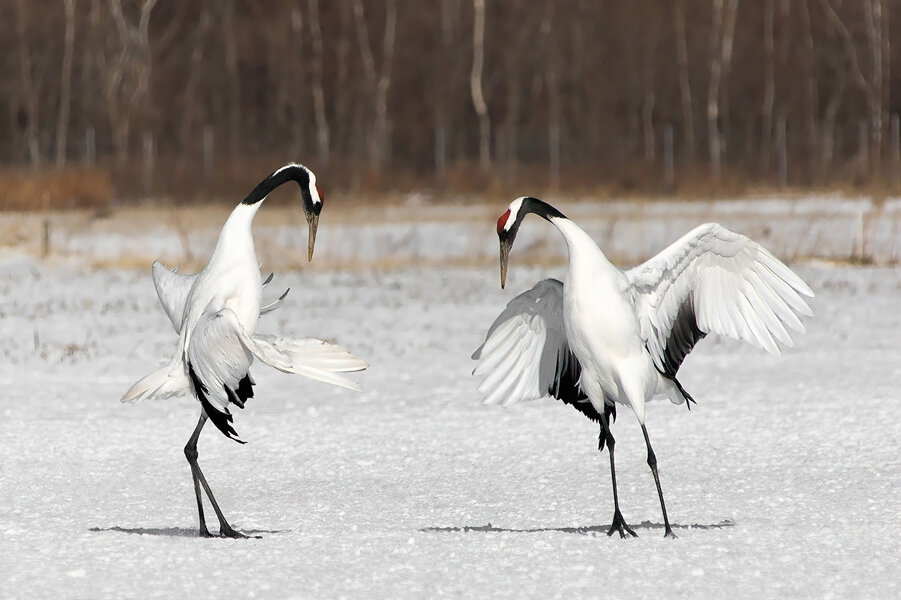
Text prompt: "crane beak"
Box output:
[[499, 239, 511, 289], [307, 212, 319, 262]]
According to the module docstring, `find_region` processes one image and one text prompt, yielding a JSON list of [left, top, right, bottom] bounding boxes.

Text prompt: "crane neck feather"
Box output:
[[240, 163, 310, 207]]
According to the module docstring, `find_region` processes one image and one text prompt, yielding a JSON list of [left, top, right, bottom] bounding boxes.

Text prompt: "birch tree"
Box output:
[[471, 0, 490, 169]]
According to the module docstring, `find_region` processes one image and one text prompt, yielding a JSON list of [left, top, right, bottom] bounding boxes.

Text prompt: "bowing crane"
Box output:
[[122, 164, 368, 538], [473, 196, 813, 538]]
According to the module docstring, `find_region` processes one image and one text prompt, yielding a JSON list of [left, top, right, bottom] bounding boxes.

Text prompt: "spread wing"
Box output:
[[627, 223, 814, 378], [152, 261, 198, 332], [472, 278, 588, 410]]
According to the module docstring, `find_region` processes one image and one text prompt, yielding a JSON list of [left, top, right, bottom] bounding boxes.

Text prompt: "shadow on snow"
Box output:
[[420, 519, 735, 535], [89, 526, 287, 538]]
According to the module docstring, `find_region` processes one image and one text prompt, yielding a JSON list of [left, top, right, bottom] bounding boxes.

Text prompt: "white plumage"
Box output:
[[121, 163, 367, 538], [474, 197, 813, 538]]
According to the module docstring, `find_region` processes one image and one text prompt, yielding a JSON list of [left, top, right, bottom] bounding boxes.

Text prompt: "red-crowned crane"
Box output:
[[122, 164, 367, 538], [473, 197, 813, 538]]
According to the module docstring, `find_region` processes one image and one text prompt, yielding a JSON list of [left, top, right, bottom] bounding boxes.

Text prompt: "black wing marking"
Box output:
[[658, 295, 707, 378], [646, 298, 703, 410]]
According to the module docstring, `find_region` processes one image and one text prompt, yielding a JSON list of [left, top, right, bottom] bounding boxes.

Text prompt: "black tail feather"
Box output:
[[187, 363, 245, 444]]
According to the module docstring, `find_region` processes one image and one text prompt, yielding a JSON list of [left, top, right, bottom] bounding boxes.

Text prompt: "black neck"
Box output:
[[504, 196, 566, 238], [521, 196, 566, 222], [241, 164, 309, 206]]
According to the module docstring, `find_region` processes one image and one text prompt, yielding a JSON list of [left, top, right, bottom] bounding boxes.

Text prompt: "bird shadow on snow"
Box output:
[[89, 526, 287, 538], [420, 520, 735, 536]]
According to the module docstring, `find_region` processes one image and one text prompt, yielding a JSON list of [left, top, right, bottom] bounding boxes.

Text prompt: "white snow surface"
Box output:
[[1, 251, 900, 598]]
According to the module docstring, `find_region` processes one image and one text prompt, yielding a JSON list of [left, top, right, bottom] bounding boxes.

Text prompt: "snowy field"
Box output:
[[1, 200, 900, 599]]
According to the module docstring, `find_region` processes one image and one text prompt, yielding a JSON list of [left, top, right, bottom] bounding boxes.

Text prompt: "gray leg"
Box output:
[[184, 411, 251, 539], [599, 412, 637, 538], [641, 424, 675, 538]]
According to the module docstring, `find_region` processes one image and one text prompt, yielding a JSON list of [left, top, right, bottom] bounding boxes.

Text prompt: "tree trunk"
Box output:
[[435, 0, 457, 182], [308, 0, 330, 163], [674, 0, 695, 160], [55, 0, 76, 167], [105, 0, 158, 165], [760, 0, 775, 166], [707, 0, 738, 182], [718, 0, 738, 157], [799, 0, 819, 182], [707, 0, 725, 180], [642, 30, 656, 163], [223, 0, 241, 156], [14, 0, 41, 167], [544, 5, 561, 190], [179, 4, 210, 152], [352, 0, 377, 167], [374, 0, 397, 170], [471, 0, 490, 169]]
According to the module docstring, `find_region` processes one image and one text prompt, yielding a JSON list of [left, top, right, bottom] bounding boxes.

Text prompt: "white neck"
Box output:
[[209, 201, 263, 268], [549, 216, 614, 270]]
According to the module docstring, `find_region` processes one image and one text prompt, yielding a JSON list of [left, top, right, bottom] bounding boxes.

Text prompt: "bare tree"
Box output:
[[435, 0, 459, 182], [674, 0, 696, 160], [543, 4, 562, 190], [819, 0, 887, 173], [308, 0, 330, 163], [471, 0, 490, 169], [55, 0, 76, 167], [103, 0, 158, 164], [179, 3, 211, 152], [222, 0, 241, 156], [14, 0, 41, 166], [353, 0, 396, 170], [375, 0, 397, 169], [760, 0, 775, 165], [707, 0, 738, 181]]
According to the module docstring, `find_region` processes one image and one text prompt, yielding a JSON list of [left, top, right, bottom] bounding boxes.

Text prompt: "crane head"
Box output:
[[300, 172, 323, 262], [496, 197, 530, 289]]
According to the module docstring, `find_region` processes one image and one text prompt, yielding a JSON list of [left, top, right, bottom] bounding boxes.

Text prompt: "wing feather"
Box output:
[[473, 279, 585, 408], [152, 261, 198, 332], [628, 223, 813, 377]]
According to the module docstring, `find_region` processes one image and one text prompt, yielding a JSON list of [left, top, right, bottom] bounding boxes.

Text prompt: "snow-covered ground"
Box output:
[[1, 203, 900, 599]]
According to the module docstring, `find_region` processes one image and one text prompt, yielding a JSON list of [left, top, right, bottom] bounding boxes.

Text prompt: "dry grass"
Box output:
[[0, 167, 113, 211], [5, 156, 901, 214]]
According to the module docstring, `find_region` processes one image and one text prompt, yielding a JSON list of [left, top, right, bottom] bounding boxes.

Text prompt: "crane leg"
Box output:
[[184, 411, 251, 539], [641, 424, 676, 538], [599, 413, 637, 538]]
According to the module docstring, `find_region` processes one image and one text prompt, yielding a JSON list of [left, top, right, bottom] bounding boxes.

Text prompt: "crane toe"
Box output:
[[606, 510, 638, 539]]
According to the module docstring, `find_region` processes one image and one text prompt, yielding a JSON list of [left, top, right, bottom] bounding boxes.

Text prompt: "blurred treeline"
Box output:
[[1, 0, 900, 207]]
